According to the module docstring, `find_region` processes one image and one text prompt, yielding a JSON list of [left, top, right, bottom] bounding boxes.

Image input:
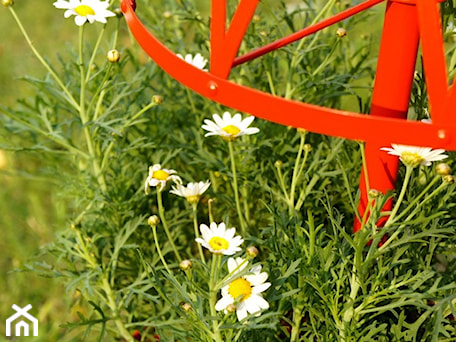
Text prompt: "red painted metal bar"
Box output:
[[211, 0, 260, 78], [417, 0, 448, 124], [209, 0, 226, 75], [233, 0, 384, 67], [354, 0, 420, 231]]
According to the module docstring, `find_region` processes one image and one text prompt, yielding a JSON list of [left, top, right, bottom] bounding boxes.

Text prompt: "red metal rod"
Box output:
[[354, 0, 420, 231], [233, 0, 385, 67], [417, 0, 448, 124]]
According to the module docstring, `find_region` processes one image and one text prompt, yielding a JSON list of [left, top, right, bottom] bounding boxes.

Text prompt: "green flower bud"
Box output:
[[436, 163, 451, 176], [148, 215, 160, 227], [180, 302, 192, 312], [443, 175, 455, 184], [1, 0, 14, 7], [336, 28, 347, 38], [246, 246, 259, 258], [179, 259, 193, 271], [226, 303, 237, 313], [107, 49, 120, 63], [152, 95, 163, 104]]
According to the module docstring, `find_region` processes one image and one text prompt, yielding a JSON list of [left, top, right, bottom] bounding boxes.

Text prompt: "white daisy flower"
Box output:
[[177, 53, 208, 71], [381, 144, 448, 168], [202, 112, 260, 141], [170, 181, 211, 204], [215, 257, 271, 322], [195, 222, 243, 255], [53, 0, 116, 26], [145, 164, 182, 193]]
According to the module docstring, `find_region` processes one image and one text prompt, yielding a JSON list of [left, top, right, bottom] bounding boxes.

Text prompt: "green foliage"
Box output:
[[1, 0, 456, 341]]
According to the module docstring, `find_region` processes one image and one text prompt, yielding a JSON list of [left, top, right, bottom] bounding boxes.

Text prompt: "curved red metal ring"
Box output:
[[121, 0, 456, 150]]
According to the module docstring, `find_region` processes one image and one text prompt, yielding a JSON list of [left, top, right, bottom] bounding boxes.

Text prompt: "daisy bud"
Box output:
[[253, 14, 260, 22], [179, 259, 193, 271], [274, 160, 283, 169], [226, 303, 237, 313], [336, 28, 347, 38], [148, 215, 160, 227], [180, 302, 192, 312], [443, 175, 455, 184], [303, 144, 312, 152], [436, 163, 451, 176], [368, 189, 382, 199], [107, 49, 120, 63], [163, 11, 172, 19], [152, 95, 163, 104], [113, 8, 123, 17], [1, 0, 14, 7], [246, 246, 259, 258]]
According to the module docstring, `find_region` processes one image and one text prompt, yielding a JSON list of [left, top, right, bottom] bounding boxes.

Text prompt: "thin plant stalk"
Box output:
[[289, 131, 309, 215], [151, 223, 171, 273], [157, 190, 182, 262], [78, 26, 107, 192], [192, 203, 206, 264], [8, 7, 80, 111], [384, 166, 414, 226], [209, 254, 223, 342], [228, 141, 247, 234]]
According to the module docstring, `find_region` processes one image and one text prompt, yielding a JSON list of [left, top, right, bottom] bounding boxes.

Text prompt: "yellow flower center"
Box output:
[[228, 278, 252, 301], [401, 152, 425, 168], [222, 125, 241, 136], [75, 5, 96, 16], [208, 236, 229, 251], [152, 170, 170, 181], [186, 195, 200, 204]]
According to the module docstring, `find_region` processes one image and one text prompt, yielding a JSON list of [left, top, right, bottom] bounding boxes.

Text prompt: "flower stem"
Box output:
[[289, 131, 308, 215], [78, 26, 107, 193], [209, 254, 223, 342], [101, 276, 134, 342], [157, 190, 182, 262], [8, 7, 80, 110], [151, 223, 171, 273], [228, 141, 247, 234], [385, 166, 413, 226], [192, 203, 206, 264]]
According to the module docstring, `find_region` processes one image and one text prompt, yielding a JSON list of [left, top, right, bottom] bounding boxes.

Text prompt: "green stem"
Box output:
[[384, 166, 414, 226], [192, 203, 206, 264], [75, 229, 132, 341], [85, 25, 106, 83], [151, 224, 171, 273], [275, 162, 290, 203], [101, 276, 134, 342], [186, 87, 197, 113], [78, 26, 107, 193], [228, 141, 247, 234], [388, 175, 441, 224], [157, 190, 182, 262], [284, 0, 336, 99], [209, 254, 223, 342], [289, 131, 307, 215], [8, 7, 80, 110]]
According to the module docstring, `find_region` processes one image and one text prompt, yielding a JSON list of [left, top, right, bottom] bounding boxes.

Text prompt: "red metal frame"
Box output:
[[121, 0, 454, 229]]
